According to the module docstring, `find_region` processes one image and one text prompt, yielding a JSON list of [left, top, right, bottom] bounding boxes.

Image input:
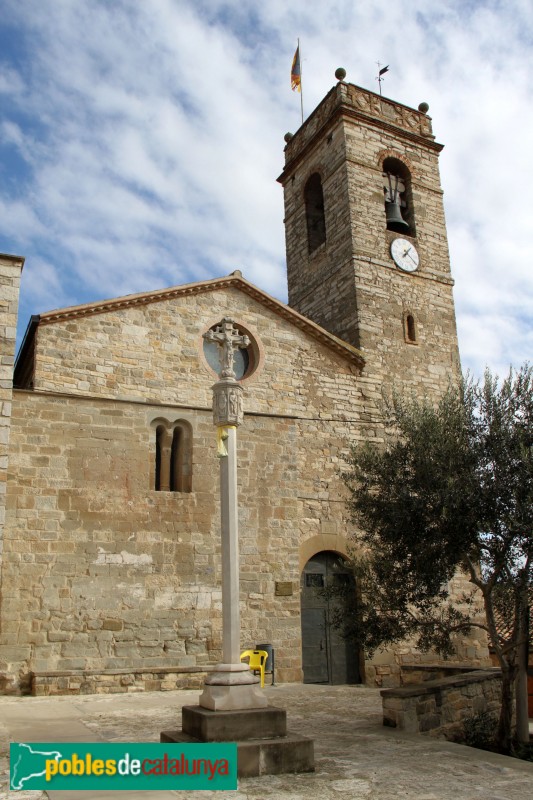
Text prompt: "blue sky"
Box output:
[[1, 0, 532, 378]]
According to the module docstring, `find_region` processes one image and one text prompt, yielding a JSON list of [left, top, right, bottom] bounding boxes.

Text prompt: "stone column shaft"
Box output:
[[220, 425, 240, 664], [160, 443, 171, 492]]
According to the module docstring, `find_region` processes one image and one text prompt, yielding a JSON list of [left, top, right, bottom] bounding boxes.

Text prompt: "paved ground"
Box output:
[[1, 683, 532, 800]]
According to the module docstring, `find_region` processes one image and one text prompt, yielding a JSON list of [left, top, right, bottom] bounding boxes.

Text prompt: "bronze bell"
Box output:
[[385, 199, 410, 232]]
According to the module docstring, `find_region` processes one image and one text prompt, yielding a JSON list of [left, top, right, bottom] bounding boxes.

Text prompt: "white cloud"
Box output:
[[0, 0, 531, 378]]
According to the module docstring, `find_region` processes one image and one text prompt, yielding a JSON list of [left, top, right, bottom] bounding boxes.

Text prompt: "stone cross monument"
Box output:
[[199, 318, 267, 711], [161, 316, 314, 776]]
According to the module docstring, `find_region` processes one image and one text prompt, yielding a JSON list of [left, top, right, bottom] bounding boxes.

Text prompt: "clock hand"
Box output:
[[401, 244, 417, 264]]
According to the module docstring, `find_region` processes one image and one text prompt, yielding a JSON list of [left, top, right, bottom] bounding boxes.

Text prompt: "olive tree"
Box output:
[[340, 365, 532, 751]]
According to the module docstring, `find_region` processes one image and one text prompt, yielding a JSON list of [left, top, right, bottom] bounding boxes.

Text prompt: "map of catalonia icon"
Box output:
[[10, 743, 63, 790]]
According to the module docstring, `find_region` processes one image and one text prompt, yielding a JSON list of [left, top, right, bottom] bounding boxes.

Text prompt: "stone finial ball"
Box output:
[[284, 132, 293, 143], [418, 102, 429, 114], [335, 67, 347, 81]]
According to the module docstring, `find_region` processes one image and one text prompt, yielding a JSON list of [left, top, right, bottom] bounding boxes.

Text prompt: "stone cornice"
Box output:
[[0, 252, 25, 270], [278, 82, 443, 185]]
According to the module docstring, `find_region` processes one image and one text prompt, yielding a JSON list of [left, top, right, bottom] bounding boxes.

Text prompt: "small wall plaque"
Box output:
[[275, 581, 293, 597]]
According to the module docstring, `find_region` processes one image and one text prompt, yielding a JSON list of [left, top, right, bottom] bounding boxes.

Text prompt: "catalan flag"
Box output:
[[291, 45, 301, 92]]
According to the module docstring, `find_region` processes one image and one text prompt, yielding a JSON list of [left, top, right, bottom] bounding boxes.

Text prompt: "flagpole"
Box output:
[[291, 40, 304, 125], [299, 38, 304, 125], [376, 62, 389, 96]]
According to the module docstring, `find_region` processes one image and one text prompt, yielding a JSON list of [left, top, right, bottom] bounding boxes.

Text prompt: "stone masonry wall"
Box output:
[[4, 390, 317, 690], [0, 254, 24, 693], [381, 670, 502, 740]]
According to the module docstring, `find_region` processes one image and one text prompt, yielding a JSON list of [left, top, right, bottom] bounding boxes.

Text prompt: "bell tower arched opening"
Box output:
[[382, 156, 416, 237]]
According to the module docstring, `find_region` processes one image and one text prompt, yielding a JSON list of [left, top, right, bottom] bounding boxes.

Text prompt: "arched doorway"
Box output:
[[300, 551, 361, 684]]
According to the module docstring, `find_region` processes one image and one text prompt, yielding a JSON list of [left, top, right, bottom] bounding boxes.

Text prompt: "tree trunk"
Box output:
[[497, 665, 516, 752], [515, 658, 529, 744], [515, 599, 530, 744]]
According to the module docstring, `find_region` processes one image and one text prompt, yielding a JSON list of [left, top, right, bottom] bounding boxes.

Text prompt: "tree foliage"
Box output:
[[340, 364, 533, 750]]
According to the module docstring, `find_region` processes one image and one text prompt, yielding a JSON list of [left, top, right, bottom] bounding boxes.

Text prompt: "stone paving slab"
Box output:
[[1, 684, 532, 800]]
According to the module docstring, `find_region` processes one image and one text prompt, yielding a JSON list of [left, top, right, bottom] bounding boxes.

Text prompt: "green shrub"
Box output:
[[511, 741, 533, 761], [461, 711, 498, 751]]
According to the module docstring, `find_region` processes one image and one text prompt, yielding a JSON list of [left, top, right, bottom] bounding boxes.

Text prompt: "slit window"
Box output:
[[404, 312, 418, 344]]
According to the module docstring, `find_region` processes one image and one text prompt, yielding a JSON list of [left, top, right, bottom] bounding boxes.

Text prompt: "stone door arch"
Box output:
[[300, 550, 361, 684]]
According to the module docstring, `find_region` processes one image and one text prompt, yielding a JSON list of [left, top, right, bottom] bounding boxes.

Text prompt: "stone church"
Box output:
[[0, 78, 490, 695]]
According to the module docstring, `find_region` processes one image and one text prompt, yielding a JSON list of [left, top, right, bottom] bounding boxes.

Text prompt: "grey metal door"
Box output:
[[301, 607, 329, 683], [300, 551, 360, 684]]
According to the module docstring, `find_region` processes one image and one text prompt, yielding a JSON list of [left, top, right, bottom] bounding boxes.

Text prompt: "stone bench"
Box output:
[[31, 666, 211, 695]]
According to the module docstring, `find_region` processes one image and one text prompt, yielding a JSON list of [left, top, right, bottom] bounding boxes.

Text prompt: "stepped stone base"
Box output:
[[161, 704, 314, 778], [181, 704, 287, 740]]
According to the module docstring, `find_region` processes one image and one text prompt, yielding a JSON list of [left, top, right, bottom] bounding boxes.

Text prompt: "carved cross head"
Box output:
[[203, 318, 250, 380]]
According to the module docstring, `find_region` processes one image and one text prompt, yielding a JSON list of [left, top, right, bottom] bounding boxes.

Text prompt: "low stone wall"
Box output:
[[31, 666, 210, 696], [381, 669, 501, 740]]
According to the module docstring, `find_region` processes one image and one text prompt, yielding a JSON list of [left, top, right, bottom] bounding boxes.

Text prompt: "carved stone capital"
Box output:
[[212, 379, 244, 427]]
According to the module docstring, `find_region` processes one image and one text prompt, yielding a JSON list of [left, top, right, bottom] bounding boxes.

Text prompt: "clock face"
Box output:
[[391, 238, 419, 272]]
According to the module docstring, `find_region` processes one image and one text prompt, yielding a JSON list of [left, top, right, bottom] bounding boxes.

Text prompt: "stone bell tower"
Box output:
[[277, 71, 461, 396]]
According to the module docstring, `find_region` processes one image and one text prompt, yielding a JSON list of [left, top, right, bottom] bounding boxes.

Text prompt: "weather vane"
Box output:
[[376, 62, 389, 95]]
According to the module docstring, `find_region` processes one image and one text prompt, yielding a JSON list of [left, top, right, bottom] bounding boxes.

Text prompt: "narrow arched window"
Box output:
[[152, 419, 193, 493], [155, 426, 163, 491], [170, 427, 181, 492], [304, 173, 326, 252], [404, 312, 418, 344], [155, 424, 171, 491], [170, 424, 192, 492], [383, 157, 415, 236]]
